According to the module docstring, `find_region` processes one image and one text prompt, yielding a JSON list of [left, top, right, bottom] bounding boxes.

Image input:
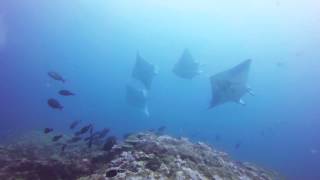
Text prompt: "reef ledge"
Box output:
[[0, 131, 282, 180]]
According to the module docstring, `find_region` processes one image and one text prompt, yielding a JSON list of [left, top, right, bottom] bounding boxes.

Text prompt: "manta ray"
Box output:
[[132, 52, 158, 89], [173, 49, 203, 79], [209, 59, 254, 108], [126, 80, 150, 117]]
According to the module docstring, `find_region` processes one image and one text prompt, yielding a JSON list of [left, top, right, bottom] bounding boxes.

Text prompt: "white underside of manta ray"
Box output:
[[209, 59, 254, 108]]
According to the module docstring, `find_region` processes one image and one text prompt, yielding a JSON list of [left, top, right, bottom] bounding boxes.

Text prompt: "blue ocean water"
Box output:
[[0, 0, 320, 179]]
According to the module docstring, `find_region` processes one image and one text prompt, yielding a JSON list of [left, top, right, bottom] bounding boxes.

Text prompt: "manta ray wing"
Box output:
[[228, 59, 251, 84], [209, 71, 232, 108], [132, 53, 157, 89], [209, 59, 252, 108], [173, 49, 202, 79], [126, 81, 148, 108]]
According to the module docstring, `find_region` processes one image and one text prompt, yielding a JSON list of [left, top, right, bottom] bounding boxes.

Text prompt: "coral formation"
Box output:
[[0, 131, 282, 180]]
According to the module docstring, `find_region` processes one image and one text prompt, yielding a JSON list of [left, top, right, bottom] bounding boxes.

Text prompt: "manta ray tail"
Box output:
[[141, 107, 150, 118]]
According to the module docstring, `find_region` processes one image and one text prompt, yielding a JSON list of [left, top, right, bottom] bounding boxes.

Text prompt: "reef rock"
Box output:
[[82, 132, 282, 180], [0, 131, 282, 180]]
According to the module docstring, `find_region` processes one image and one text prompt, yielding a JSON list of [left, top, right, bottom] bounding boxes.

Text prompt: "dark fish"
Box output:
[[59, 90, 75, 96], [102, 136, 117, 151], [61, 144, 67, 153], [148, 128, 155, 132], [47, 98, 63, 110], [158, 126, 166, 132], [87, 126, 94, 148], [295, 52, 303, 57], [83, 126, 111, 148], [67, 136, 82, 143], [75, 124, 92, 136], [215, 135, 221, 141], [69, 120, 81, 130], [156, 126, 166, 135], [84, 136, 91, 142], [84, 136, 100, 144], [123, 132, 134, 139], [276, 62, 286, 68], [86, 128, 110, 141], [235, 143, 241, 149], [90, 125, 94, 135], [44, 128, 53, 134], [48, 71, 65, 83], [87, 139, 93, 148], [52, 135, 63, 142], [97, 128, 110, 139], [86, 130, 105, 140]]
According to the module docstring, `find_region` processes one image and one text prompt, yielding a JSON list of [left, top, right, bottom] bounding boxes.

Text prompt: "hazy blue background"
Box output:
[[0, 0, 319, 179]]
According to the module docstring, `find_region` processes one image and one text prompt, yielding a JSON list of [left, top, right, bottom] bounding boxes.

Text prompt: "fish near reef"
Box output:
[[47, 98, 63, 110]]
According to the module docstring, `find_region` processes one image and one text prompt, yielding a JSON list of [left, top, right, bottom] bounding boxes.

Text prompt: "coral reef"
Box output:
[[0, 131, 282, 180]]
